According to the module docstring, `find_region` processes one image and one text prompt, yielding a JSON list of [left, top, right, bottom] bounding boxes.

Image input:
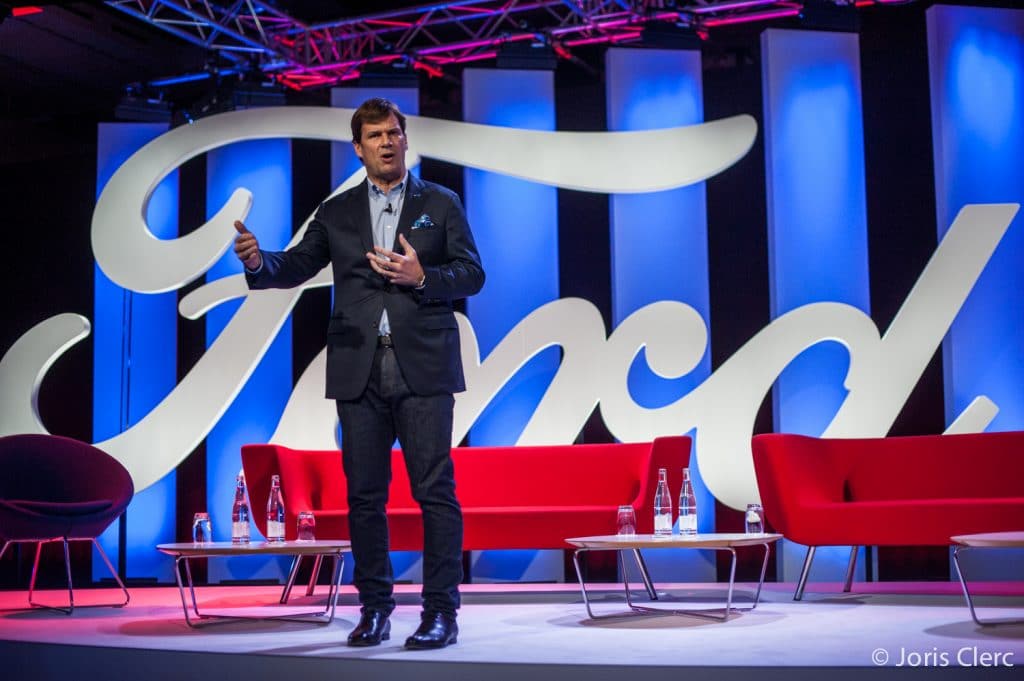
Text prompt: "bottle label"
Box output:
[[232, 521, 250, 542], [267, 520, 285, 540], [654, 514, 672, 535], [679, 514, 698, 535]]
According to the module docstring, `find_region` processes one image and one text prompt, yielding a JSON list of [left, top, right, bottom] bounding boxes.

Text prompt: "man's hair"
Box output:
[[351, 97, 407, 143]]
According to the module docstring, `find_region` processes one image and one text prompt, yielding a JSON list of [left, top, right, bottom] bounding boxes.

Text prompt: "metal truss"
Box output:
[[104, 0, 879, 90]]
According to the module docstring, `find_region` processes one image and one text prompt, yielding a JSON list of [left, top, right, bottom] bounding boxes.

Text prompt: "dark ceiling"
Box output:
[[0, 2, 441, 119], [1, 0, 1010, 147]]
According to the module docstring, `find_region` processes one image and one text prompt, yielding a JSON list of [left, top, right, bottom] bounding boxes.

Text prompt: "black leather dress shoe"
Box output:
[[404, 611, 458, 649], [347, 610, 391, 647]]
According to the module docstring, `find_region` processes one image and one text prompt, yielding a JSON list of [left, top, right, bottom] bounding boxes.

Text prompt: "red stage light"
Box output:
[[12, 6, 43, 17]]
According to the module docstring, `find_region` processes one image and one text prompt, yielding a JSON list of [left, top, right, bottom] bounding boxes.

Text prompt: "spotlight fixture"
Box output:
[[356, 61, 420, 88], [640, 21, 704, 50], [800, 0, 860, 32], [496, 41, 557, 70], [114, 93, 172, 122]]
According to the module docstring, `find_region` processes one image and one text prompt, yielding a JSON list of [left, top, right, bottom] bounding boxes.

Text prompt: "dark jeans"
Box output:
[[336, 344, 463, 616]]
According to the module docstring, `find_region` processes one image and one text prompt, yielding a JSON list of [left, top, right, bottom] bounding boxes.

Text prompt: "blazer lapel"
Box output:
[[351, 178, 374, 255], [394, 174, 427, 253]]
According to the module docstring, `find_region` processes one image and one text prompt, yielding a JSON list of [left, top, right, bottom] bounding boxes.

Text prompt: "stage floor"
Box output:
[[2, 581, 1023, 680]]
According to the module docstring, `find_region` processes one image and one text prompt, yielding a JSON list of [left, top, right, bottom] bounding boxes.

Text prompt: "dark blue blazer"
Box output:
[[246, 174, 485, 400]]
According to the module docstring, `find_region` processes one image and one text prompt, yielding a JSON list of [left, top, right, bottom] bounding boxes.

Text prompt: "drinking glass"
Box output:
[[296, 511, 316, 541], [616, 505, 637, 536], [192, 512, 213, 543], [744, 503, 765, 534]]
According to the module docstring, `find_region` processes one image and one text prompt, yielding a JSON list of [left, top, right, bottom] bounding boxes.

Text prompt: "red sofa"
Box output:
[[751, 431, 1024, 599], [241, 436, 690, 550]]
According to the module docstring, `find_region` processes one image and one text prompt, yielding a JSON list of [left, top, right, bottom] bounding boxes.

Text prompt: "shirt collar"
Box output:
[[368, 172, 408, 198]]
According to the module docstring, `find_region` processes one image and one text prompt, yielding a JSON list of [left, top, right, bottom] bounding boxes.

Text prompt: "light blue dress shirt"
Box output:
[[368, 174, 407, 336]]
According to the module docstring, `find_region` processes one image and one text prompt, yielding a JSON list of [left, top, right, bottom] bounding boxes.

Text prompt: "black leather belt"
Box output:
[[377, 334, 393, 347]]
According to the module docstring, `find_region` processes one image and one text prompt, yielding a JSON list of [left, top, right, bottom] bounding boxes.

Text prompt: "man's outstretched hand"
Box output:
[[233, 220, 262, 271]]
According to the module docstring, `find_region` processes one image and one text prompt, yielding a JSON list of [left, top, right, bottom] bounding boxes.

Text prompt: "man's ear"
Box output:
[[353, 140, 364, 161]]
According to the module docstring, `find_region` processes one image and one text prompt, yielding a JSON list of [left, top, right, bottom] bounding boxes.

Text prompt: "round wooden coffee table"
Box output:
[[157, 540, 350, 627], [566, 533, 782, 621]]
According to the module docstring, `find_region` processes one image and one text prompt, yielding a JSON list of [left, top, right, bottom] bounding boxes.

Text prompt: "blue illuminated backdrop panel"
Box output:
[[605, 47, 715, 581], [927, 6, 1024, 433], [927, 5, 1024, 580], [761, 28, 870, 582], [205, 139, 294, 581], [463, 68, 560, 581], [94, 123, 178, 582]]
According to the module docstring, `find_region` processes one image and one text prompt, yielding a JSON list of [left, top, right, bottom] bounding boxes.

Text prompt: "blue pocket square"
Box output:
[[412, 214, 435, 229]]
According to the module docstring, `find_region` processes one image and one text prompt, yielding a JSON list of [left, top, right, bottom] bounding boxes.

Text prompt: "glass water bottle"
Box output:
[[653, 468, 673, 536], [266, 474, 286, 542]]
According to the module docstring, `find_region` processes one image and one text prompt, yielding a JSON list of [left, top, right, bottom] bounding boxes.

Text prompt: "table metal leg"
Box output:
[[953, 546, 1023, 627], [183, 556, 201, 617], [306, 554, 324, 597], [280, 554, 302, 603], [171, 551, 347, 627], [750, 542, 771, 609], [321, 553, 344, 622], [172, 556, 199, 628], [574, 543, 775, 621], [631, 549, 658, 600], [571, 549, 600, 619]]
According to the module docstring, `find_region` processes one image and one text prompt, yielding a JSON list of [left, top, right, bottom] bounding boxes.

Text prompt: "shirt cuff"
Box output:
[[245, 256, 264, 274]]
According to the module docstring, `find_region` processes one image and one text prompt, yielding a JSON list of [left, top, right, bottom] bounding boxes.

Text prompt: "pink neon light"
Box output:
[[703, 8, 800, 27], [12, 6, 43, 17], [691, 0, 786, 13], [366, 19, 414, 28], [417, 31, 533, 56], [412, 59, 444, 78], [565, 31, 641, 48], [451, 51, 498, 64]]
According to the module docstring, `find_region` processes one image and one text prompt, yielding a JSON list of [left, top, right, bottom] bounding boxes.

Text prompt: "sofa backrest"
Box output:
[[752, 431, 1024, 529], [448, 442, 649, 507], [242, 435, 691, 528], [842, 431, 1024, 501]]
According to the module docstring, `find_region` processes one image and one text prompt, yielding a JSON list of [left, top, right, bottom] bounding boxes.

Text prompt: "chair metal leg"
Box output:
[[18, 537, 130, 614], [28, 540, 44, 607], [843, 546, 858, 593], [794, 546, 816, 601], [91, 538, 130, 607], [0, 540, 11, 562], [28, 538, 73, 614], [630, 549, 658, 600], [62, 538, 75, 614]]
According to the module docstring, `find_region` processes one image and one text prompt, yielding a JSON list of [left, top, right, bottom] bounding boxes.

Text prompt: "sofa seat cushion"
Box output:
[[786, 497, 1024, 546], [0, 498, 114, 518], [314, 505, 627, 551]]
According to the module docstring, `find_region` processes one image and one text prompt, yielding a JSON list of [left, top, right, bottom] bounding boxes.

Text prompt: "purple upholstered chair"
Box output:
[[0, 433, 133, 613]]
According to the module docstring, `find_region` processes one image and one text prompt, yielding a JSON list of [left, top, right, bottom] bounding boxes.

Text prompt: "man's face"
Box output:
[[353, 112, 408, 184]]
